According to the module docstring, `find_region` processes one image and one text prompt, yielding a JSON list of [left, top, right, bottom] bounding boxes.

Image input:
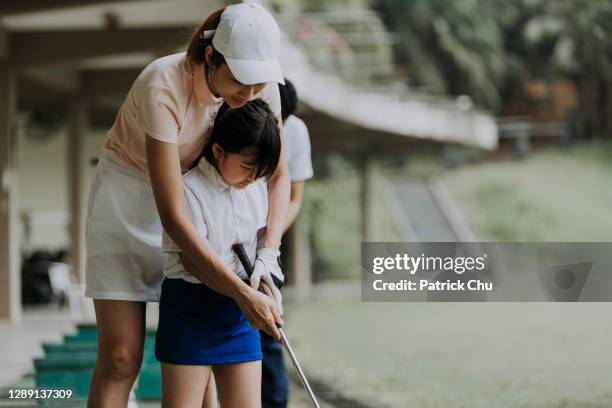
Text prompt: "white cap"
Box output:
[[212, 3, 284, 85]]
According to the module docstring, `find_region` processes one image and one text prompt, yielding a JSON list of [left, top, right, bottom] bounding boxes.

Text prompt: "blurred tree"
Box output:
[[373, 0, 612, 136], [517, 0, 612, 137], [372, 0, 510, 110]]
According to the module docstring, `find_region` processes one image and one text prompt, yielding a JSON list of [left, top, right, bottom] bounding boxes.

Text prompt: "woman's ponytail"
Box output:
[[186, 7, 225, 65]]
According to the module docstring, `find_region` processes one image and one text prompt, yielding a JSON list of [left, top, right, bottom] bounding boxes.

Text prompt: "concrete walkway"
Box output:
[[0, 305, 75, 388]]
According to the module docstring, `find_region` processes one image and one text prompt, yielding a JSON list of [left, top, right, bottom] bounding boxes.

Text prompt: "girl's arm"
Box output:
[[264, 118, 290, 248], [146, 136, 282, 339]]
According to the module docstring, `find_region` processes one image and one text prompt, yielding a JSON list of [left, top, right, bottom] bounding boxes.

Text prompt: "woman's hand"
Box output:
[[235, 286, 284, 342]]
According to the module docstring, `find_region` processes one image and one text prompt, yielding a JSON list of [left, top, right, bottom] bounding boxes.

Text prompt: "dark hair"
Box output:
[[278, 78, 298, 123], [187, 8, 226, 69], [203, 99, 281, 181]]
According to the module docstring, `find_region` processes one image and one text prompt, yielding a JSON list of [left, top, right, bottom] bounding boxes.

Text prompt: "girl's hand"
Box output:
[[251, 248, 284, 286], [235, 286, 284, 342], [251, 248, 284, 314]]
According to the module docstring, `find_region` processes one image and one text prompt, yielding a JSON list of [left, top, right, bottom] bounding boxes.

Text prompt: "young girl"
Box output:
[[155, 99, 281, 408]]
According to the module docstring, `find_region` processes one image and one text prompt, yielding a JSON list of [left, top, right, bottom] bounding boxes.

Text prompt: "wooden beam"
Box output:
[[19, 67, 139, 103], [11, 26, 191, 66], [18, 76, 72, 110], [81, 68, 140, 97], [18, 71, 125, 120], [90, 106, 118, 129], [17, 79, 119, 138], [0, 59, 21, 322], [67, 94, 89, 284], [300, 109, 433, 154], [0, 0, 156, 16], [361, 155, 377, 242], [286, 211, 313, 299]]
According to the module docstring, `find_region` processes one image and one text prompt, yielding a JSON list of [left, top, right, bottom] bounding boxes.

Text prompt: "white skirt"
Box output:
[[85, 151, 165, 302]]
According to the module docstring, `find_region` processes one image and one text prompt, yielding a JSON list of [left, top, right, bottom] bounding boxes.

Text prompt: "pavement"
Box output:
[[0, 305, 75, 388]]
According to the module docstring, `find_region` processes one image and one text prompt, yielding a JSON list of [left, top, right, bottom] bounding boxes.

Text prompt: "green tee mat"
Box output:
[[35, 325, 162, 400]]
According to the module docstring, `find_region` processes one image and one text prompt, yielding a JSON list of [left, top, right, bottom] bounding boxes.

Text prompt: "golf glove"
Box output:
[[251, 248, 284, 315]]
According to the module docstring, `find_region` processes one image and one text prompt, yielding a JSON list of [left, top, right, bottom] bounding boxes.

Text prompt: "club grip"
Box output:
[[232, 241, 284, 289], [232, 241, 254, 278]]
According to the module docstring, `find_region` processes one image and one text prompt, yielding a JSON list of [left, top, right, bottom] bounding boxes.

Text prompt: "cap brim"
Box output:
[[226, 58, 285, 85]]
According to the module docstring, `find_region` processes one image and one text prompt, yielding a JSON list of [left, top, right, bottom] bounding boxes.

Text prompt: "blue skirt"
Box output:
[[155, 278, 262, 365]]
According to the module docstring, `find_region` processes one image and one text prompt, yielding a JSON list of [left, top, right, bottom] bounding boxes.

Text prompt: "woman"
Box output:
[[85, 4, 288, 407]]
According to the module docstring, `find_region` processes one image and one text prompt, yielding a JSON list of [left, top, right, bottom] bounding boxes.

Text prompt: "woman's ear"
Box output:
[[204, 45, 214, 68], [212, 143, 225, 161]]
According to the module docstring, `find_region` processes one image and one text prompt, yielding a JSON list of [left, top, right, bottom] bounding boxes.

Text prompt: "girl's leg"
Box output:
[[202, 373, 218, 408], [213, 361, 261, 408], [87, 299, 146, 408], [161, 363, 211, 408]]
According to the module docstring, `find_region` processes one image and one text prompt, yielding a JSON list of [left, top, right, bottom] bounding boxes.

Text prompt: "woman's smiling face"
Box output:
[[205, 46, 266, 108]]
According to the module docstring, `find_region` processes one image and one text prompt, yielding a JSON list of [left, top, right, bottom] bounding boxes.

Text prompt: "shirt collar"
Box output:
[[189, 59, 222, 108], [197, 158, 230, 192]]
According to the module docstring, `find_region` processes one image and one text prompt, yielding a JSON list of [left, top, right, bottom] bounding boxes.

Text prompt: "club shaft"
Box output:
[[279, 328, 321, 408], [231, 242, 321, 408]]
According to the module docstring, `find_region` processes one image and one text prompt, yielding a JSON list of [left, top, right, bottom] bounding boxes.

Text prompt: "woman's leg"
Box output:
[[213, 361, 261, 408], [202, 373, 218, 408], [87, 299, 146, 408], [161, 362, 211, 408]]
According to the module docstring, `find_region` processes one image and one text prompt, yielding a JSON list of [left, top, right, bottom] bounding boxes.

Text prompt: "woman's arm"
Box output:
[[145, 136, 282, 339], [264, 118, 291, 248], [146, 136, 243, 297]]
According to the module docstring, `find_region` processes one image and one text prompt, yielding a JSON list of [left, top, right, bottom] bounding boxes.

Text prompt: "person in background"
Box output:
[[261, 79, 314, 408]]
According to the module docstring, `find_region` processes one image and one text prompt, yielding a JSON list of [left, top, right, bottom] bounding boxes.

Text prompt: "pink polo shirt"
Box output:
[[104, 52, 281, 173]]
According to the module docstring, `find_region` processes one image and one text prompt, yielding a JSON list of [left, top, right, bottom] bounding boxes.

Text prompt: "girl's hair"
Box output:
[[187, 8, 226, 68], [203, 99, 281, 181]]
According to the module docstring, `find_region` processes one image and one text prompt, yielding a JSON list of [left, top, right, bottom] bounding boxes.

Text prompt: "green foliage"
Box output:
[[373, 0, 612, 118], [373, 0, 508, 109], [506, 0, 612, 78], [303, 156, 362, 279]]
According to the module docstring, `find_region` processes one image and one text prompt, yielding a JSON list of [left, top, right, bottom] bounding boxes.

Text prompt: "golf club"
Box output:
[[232, 241, 321, 408]]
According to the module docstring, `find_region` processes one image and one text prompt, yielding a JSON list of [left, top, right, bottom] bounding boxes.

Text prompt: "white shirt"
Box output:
[[162, 158, 268, 283], [284, 115, 314, 182]]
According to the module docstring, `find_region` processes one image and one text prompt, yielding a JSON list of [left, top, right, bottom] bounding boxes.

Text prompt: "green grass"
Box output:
[[285, 286, 612, 407], [291, 142, 612, 406], [442, 142, 612, 241]]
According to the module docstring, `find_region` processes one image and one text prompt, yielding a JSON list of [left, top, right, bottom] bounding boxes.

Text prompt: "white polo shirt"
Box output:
[[162, 158, 268, 283], [284, 115, 314, 182]]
